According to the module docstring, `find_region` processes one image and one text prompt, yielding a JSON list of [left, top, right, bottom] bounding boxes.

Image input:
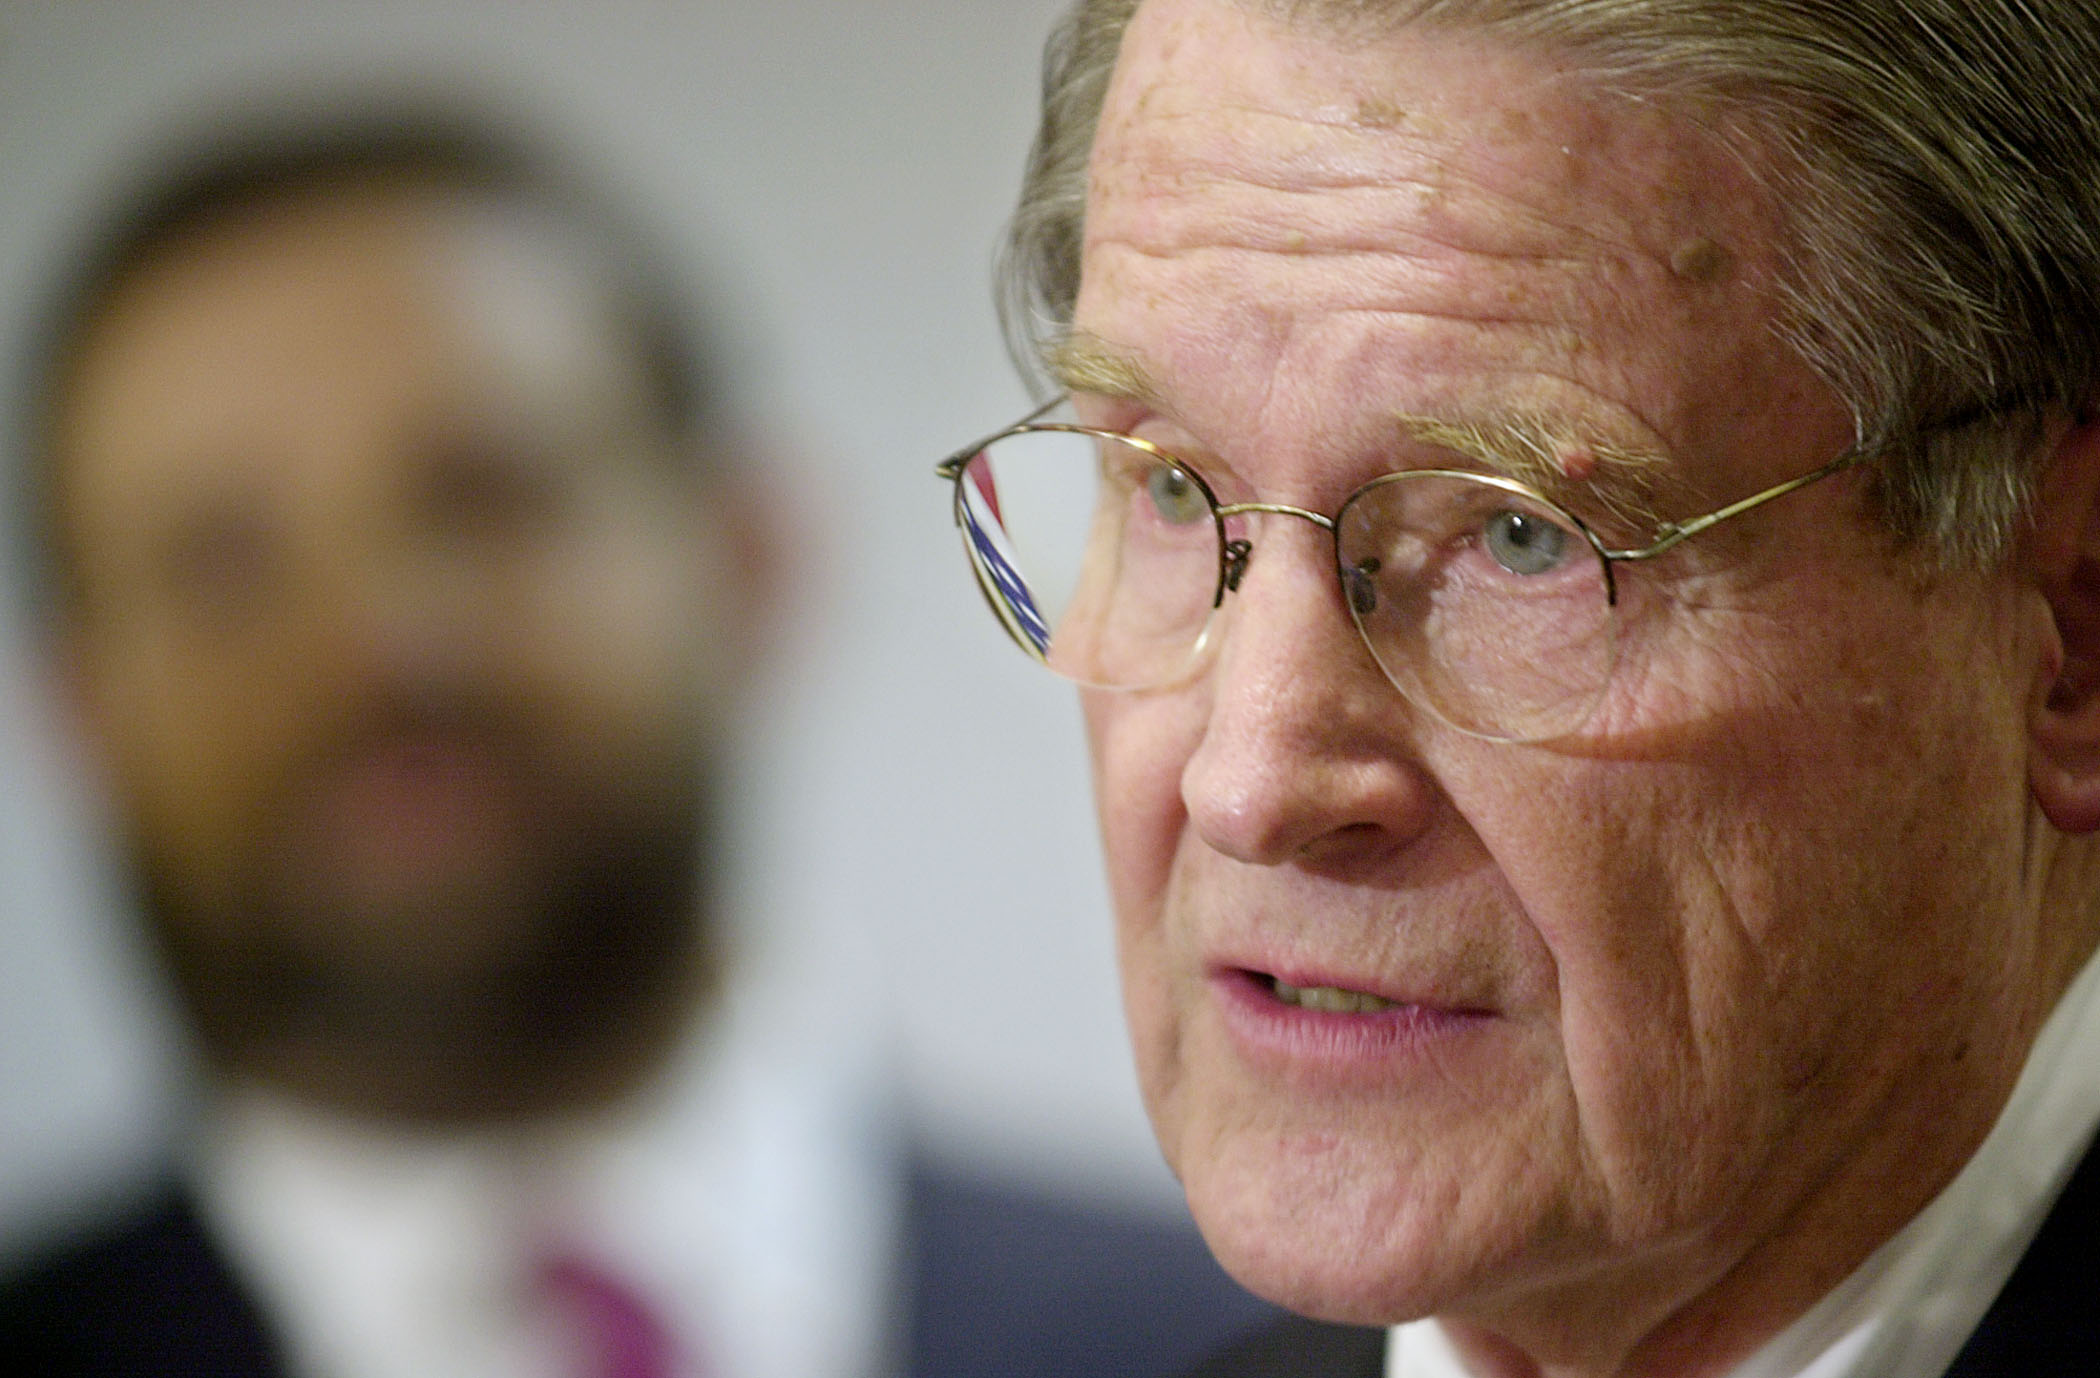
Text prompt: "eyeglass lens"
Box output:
[[953, 427, 1620, 740]]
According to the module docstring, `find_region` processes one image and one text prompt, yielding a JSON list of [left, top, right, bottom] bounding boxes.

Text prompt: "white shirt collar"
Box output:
[[1389, 944, 2100, 1378], [191, 957, 904, 1378]]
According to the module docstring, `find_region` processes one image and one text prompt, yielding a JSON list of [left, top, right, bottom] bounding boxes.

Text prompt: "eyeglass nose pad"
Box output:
[[1223, 538, 1253, 592], [1344, 559, 1380, 616]]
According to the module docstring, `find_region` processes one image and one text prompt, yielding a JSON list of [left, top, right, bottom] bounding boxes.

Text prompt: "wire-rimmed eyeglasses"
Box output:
[[935, 399, 1860, 742]]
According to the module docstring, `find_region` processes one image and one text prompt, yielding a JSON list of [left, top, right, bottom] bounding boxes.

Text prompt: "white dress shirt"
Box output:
[[1389, 945, 2100, 1378], [189, 954, 905, 1378]]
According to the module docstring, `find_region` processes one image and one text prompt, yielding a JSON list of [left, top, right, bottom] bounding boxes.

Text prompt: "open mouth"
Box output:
[[1261, 973, 1399, 1015]]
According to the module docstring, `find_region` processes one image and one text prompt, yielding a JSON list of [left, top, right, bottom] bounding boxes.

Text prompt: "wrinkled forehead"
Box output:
[[1097, 7, 1764, 247], [1074, 0, 1829, 503]]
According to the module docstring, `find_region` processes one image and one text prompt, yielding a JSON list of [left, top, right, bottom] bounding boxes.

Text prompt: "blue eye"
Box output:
[[1146, 465, 1210, 525], [1482, 508, 1570, 575]]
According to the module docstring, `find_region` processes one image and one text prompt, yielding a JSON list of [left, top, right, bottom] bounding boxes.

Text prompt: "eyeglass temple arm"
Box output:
[[935, 396, 1066, 479], [1600, 450, 1862, 563]]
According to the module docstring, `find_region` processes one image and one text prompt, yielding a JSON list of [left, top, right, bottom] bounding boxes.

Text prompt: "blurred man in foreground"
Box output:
[[0, 104, 1272, 1377], [935, 0, 2100, 1373]]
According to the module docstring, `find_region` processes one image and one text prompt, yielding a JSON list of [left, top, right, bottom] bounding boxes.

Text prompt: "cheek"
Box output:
[[1084, 688, 1194, 918], [515, 535, 703, 742], [1085, 688, 1202, 1130], [86, 631, 308, 880], [1490, 593, 2033, 1228]]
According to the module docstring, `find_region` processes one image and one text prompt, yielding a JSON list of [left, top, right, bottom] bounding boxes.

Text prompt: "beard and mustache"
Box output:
[[128, 682, 719, 1124]]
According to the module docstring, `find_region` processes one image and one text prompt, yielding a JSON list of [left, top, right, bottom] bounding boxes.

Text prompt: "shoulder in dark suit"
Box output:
[[1943, 1130, 2100, 1376], [0, 1184, 281, 1378], [900, 1157, 1282, 1378], [1180, 1314, 1384, 1378]]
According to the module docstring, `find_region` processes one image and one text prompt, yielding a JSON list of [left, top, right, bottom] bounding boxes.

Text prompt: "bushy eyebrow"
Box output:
[[1047, 331, 1162, 405], [1396, 414, 1666, 530], [1047, 330, 1667, 530]]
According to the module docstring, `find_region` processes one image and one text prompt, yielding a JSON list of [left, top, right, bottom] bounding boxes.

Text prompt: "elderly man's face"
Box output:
[[1076, 0, 2066, 1358]]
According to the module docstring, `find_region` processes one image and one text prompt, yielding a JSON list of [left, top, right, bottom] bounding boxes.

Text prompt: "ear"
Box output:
[[2027, 409, 2100, 833]]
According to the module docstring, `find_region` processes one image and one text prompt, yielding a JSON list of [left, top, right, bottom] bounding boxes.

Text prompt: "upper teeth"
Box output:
[[1272, 980, 1396, 1014]]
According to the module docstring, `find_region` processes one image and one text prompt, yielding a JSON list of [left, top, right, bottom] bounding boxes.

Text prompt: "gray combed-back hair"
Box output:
[[997, 0, 2100, 565]]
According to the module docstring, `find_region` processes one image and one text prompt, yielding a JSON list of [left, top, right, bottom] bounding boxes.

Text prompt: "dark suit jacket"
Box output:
[[1183, 1135, 2100, 1378], [0, 1156, 1281, 1378]]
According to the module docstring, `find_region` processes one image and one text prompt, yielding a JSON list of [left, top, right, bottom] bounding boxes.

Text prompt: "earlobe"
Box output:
[[2027, 410, 2100, 834]]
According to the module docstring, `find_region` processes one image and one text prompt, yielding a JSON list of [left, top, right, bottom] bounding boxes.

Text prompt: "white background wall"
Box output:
[[0, 0, 1169, 1249]]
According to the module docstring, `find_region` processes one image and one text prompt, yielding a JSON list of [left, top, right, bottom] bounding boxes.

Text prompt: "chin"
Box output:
[[1173, 1123, 1494, 1329], [1190, 1194, 1446, 1327]]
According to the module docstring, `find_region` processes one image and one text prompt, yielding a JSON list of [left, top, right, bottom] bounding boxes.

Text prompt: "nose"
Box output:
[[1180, 515, 1441, 871], [310, 525, 493, 694]]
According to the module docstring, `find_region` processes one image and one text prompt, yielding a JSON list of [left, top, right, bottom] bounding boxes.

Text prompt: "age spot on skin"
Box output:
[[1670, 237, 1732, 283], [1355, 95, 1409, 129]]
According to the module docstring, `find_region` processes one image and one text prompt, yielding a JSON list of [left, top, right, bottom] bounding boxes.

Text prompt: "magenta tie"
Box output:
[[535, 1247, 684, 1378]]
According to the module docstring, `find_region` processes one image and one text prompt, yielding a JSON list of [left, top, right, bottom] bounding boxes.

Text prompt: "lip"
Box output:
[[1207, 965, 1496, 1076], [303, 738, 522, 866]]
